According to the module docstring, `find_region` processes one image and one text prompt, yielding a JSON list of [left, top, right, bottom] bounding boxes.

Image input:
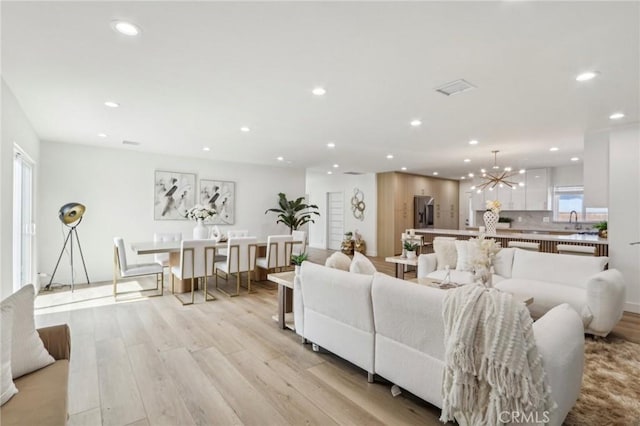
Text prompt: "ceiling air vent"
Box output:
[[122, 140, 141, 146], [435, 79, 477, 96], [344, 171, 364, 175]]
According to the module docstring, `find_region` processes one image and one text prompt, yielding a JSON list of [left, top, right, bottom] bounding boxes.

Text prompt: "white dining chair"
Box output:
[[214, 236, 257, 297], [170, 239, 218, 305], [153, 232, 182, 267], [256, 235, 294, 277], [113, 237, 164, 297], [217, 229, 250, 256], [291, 230, 307, 256]]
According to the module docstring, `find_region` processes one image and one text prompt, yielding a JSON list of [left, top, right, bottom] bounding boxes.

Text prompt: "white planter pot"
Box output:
[[406, 251, 417, 260], [295, 265, 301, 275]]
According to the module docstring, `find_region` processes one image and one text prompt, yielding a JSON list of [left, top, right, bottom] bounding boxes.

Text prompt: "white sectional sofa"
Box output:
[[417, 247, 626, 337], [294, 261, 585, 426]]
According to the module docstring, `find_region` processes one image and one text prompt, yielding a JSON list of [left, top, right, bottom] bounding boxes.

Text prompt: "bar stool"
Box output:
[[557, 244, 596, 256], [508, 241, 540, 251]]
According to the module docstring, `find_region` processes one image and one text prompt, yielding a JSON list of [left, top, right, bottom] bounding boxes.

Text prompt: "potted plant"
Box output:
[[496, 217, 513, 229], [291, 252, 308, 275], [344, 231, 353, 240], [403, 241, 419, 259], [265, 193, 320, 233], [594, 221, 608, 238]]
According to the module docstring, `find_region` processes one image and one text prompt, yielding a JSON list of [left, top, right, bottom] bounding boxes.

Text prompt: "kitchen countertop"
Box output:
[[416, 228, 608, 244], [465, 226, 595, 234]]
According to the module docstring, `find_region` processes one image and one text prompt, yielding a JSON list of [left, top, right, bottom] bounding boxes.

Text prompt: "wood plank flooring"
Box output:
[[35, 248, 638, 426]]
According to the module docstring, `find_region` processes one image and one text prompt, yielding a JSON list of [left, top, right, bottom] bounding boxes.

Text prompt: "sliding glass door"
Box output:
[[13, 148, 35, 292]]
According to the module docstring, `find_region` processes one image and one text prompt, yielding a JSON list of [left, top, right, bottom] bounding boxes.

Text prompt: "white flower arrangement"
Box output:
[[485, 199, 502, 214], [471, 235, 502, 287], [185, 204, 217, 221]]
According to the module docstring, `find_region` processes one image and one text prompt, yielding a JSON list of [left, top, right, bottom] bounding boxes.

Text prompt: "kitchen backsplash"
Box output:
[[473, 210, 598, 231]]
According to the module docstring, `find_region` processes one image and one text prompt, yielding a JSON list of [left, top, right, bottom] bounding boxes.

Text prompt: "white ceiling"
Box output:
[[2, 1, 639, 179]]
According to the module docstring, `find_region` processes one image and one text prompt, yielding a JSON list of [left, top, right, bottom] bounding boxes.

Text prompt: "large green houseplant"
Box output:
[[265, 193, 320, 232]]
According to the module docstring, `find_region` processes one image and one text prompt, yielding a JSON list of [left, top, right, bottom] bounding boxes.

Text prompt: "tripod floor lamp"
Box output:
[[46, 202, 90, 291]]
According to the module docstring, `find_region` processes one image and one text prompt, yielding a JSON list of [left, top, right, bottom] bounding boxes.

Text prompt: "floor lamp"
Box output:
[[46, 202, 90, 291]]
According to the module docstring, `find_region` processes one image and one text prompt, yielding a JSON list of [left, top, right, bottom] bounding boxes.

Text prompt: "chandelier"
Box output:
[[475, 150, 518, 190]]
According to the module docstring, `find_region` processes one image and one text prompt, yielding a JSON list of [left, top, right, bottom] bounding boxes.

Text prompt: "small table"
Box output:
[[267, 271, 295, 331], [409, 277, 534, 306], [385, 256, 419, 279]]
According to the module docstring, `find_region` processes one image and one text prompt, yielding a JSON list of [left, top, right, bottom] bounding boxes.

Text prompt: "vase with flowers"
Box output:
[[185, 205, 217, 239], [471, 235, 501, 287], [483, 200, 501, 235]]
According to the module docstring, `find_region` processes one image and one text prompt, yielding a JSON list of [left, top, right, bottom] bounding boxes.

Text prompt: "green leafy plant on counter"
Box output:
[[291, 252, 309, 266], [593, 221, 608, 231], [403, 241, 419, 252]]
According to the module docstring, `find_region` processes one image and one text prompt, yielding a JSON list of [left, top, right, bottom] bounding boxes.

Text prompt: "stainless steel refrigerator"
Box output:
[[414, 196, 434, 229]]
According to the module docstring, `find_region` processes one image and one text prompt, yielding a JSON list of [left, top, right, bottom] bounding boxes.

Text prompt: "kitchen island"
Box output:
[[416, 228, 608, 256]]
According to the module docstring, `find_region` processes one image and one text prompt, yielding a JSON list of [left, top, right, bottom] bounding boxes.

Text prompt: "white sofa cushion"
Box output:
[[454, 239, 480, 272], [1, 303, 17, 405], [511, 249, 608, 287], [0, 285, 54, 379], [324, 252, 352, 271], [349, 251, 376, 275], [492, 247, 515, 278], [495, 278, 593, 325], [433, 239, 457, 270]]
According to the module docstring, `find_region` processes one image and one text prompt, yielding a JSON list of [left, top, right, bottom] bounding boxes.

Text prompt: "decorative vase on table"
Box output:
[[193, 219, 209, 240], [483, 211, 499, 235]]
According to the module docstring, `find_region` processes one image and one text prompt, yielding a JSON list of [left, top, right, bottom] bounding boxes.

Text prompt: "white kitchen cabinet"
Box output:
[[472, 188, 485, 211], [525, 168, 550, 210]]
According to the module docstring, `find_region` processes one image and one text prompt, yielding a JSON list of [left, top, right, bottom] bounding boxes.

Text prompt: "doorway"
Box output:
[[326, 192, 344, 250], [12, 147, 35, 292]]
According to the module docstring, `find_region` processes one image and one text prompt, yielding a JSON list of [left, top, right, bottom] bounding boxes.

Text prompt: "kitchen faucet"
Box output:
[[568, 210, 581, 230]]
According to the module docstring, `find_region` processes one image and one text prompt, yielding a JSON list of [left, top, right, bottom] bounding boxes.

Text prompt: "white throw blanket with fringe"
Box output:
[[440, 285, 556, 425]]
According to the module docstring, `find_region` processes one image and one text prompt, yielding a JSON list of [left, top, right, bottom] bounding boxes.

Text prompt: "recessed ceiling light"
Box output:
[[312, 87, 326, 96], [386, 154, 394, 159], [519, 182, 525, 187], [460, 176, 466, 180], [111, 20, 141, 37], [410, 119, 422, 127], [327, 171, 333, 175], [570, 157, 579, 162], [575, 71, 599, 82], [482, 173, 487, 177], [476, 189, 482, 194], [433, 172, 439, 176], [519, 169, 526, 174], [480, 168, 486, 173], [97, 133, 107, 138], [104, 101, 120, 108], [609, 112, 625, 120], [276, 156, 284, 161], [333, 164, 339, 168], [203, 147, 210, 152], [470, 186, 476, 190], [240, 126, 251, 132], [504, 167, 512, 172], [550, 147, 559, 152], [469, 140, 479, 145], [468, 173, 474, 177], [401, 167, 407, 171], [327, 142, 335, 148], [464, 158, 471, 163]]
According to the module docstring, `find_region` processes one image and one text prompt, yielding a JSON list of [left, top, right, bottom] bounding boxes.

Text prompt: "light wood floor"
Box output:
[[34, 248, 639, 426]]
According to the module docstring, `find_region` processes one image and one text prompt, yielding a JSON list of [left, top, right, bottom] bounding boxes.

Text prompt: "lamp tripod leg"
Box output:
[[46, 228, 73, 290], [74, 228, 90, 285], [70, 229, 74, 292]]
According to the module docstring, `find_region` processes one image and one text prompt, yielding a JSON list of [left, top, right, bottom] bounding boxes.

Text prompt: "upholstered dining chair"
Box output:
[[153, 232, 182, 268], [291, 230, 307, 256], [113, 237, 164, 297], [214, 236, 257, 297], [255, 235, 294, 277], [170, 239, 218, 305], [217, 229, 250, 256]]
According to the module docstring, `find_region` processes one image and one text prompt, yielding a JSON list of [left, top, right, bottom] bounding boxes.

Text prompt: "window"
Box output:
[[552, 186, 608, 222]]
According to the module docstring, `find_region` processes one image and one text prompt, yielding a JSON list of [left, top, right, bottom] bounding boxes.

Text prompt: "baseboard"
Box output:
[[624, 301, 640, 314]]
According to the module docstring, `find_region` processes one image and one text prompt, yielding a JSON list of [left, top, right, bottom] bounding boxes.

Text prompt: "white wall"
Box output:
[[583, 130, 609, 208], [306, 171, 377, 256], [608, 123, 640, 313], [551, 164, 583, 187], [38, 141, 305, 284], [1, 79, 41, 298]]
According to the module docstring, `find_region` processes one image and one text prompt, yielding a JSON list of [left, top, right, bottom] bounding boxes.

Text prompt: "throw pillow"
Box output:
[[1, 285, 54, 379], [433, 238, 457, 271], [493, 248, 515, 278], [1, 303, 17, 405], [455, 239, 480, 272], [325, 252, 352, 271], [349, 251, 377, 275]]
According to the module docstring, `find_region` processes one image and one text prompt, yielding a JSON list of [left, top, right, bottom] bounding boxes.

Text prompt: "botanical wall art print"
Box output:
[[199, 179, 235, 224], [154, 170, 197, 220]]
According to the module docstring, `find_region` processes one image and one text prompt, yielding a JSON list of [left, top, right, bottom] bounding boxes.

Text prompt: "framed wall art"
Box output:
[[154, 170, 196, 220], [199, 179, 235, 224]]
